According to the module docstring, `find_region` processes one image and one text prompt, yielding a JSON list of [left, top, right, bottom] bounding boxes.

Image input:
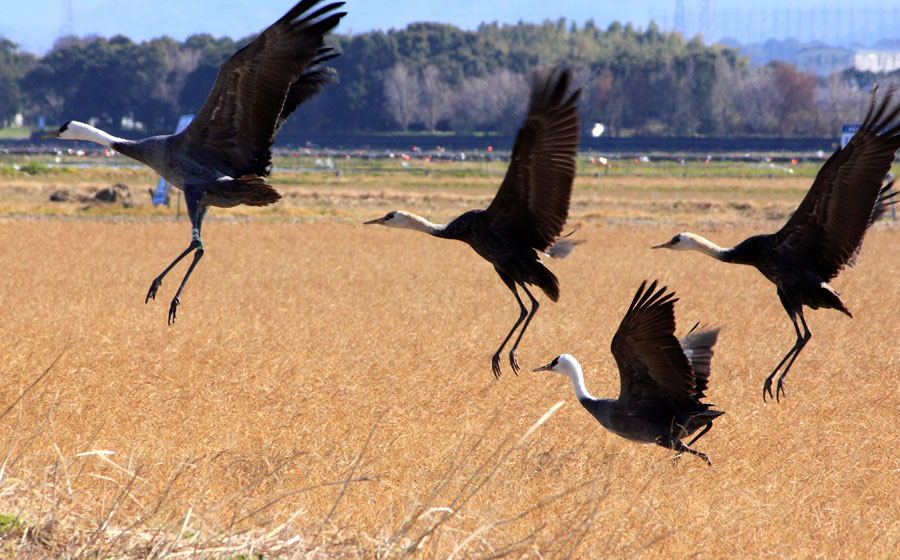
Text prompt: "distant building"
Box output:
[[796, 46, 900, 76], [854, 50, 900, 73], [796, 46, 854, 76]]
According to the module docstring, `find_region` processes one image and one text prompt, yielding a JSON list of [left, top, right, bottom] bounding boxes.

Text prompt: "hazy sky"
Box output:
[[3, 0, 898, 55]]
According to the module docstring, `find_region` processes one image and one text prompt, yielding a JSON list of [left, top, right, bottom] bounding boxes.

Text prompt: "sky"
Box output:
[[3, 0, 899, 55]]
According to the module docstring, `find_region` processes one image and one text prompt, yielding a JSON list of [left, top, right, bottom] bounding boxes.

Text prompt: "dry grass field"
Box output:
[[1, 164, 900, 558]]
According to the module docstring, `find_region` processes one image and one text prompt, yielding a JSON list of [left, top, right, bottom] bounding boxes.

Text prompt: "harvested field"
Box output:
[[1, 168, 900, 558]]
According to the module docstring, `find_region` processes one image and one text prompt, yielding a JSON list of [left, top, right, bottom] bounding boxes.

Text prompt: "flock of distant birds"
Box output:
[[44, 0, 900, 465]]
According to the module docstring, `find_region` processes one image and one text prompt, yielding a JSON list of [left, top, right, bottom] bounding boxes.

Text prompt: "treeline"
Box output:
[[0, 20, 893, 138]]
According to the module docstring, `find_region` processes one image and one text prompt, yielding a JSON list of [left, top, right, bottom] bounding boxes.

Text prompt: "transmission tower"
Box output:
[[60, 0, 74, 37], [675, 0, 686, 35], [700, 0, 712, 40]]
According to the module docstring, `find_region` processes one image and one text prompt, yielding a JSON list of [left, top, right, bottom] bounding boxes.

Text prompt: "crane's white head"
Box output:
[[651, 232, 729, 260], [533, 354, 581, 377], [363, 210, 442, 234], [535, 354, 594, 401], [42, 120, 121, 146], [651, 232, 698, 251], [364, 210, 411, 228]]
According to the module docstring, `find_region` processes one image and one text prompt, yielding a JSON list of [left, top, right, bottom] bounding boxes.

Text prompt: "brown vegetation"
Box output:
[[2, 193, 899, 557]]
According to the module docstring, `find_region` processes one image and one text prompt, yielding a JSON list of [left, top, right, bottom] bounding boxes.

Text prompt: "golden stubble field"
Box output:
[[2, 177, 900, 558]]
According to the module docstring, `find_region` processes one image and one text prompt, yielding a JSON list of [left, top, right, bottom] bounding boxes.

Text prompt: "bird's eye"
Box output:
[[670, 235, 680, 245], [385, 213, 394, 220], [550, 356, 559, 367]]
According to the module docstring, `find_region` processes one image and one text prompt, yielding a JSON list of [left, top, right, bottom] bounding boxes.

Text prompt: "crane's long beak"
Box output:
[[363, 216, 385, 225], [40, 130, 60, 140], [651, 241, 672, 249], [533, 362, 554, 372]]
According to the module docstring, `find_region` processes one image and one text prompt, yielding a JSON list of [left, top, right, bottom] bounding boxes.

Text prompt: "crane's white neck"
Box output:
[[672, 232, 731, 260], [547, 355, 595, 401], [56, 120, 126, 147]]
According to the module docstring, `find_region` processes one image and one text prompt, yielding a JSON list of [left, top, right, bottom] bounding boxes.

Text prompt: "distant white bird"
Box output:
[[535, 280, 723, 465], [45, 0, 346, 323]]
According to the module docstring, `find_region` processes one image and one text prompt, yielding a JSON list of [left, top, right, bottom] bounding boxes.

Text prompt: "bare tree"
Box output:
[[585, 67, 623, 137], [418, 65, 452, 131], [814, 76, 870, 136], [709, 57, 741, 135], [383, 63, 419, 130], [732, 66, 779, 134], [450, 69, 528, 133]]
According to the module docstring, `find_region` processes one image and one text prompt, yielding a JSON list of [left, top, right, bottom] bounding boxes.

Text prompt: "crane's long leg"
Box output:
[[662, 428, 713, 466], [774, 312, 811, 402], [686, 422, 714, 447], [763, 309, 811, 402], [145, 242, 199, 303], [507, 284, 539, 375], [492, 275, 528, 379], [672, 440, 712, 466], [145, 195, 206, 325]]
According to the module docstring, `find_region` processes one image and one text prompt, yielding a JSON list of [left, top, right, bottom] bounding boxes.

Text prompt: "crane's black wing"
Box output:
[[483, 68, 581, 251], [275, 47, 340, 131], [774, 86, 900, 280], [179, 0, 345, 177], [610, 281, 702, 415]]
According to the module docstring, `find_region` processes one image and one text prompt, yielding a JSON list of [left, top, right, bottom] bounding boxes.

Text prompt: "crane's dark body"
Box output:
[[436, 210, 560, 301], [722, 234, 853, 316], [365, 68, 580, 378], [535, 281, 724, 465], [49, 0, 345, 324], [655, 86, 900, 401]]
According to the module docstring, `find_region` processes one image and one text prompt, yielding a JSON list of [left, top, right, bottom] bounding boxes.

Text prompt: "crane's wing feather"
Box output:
[[179, 0, 345, 177], [775, 86, 900, 280], [678, 324, 720, 402], [610, 281, 703, 415], [275, 48, 340, 131], [484, 68, 581, 251]]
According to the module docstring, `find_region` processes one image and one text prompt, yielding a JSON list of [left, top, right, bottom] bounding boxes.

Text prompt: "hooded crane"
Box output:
[[45, 0, 346, 324], [652, 86, 900, 401], [534, 280, 723, 465], [364, 68, 580, 378]]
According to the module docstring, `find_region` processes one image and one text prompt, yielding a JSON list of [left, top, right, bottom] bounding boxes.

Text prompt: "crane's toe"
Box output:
[[167, 297, 180, 325], [775, 377, 787, 402], [762, 375, 776, 402], [508, 349, 521, 376], [491, 353, 503, 379], [146, 278, 162, 303]]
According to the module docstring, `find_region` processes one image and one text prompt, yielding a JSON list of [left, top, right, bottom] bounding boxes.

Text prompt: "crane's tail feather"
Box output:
[[544, 228, 583, 259], [204, 175, 281, 208]]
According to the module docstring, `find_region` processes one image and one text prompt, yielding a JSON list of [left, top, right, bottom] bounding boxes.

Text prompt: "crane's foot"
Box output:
[[167, 297, 180, 325], [762, 374, 787, 402], [146, 278, 162, 303], [508, 349, 520, 376], [491, 353, 503, 379], [775, 376, 787, 402], [762, 377, 773, 402], [671, 440, 712, 466]]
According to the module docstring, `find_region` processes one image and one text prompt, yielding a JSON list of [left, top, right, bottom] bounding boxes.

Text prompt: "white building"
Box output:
[[796, 46, 900, 76], [854, 50, 900, 73]]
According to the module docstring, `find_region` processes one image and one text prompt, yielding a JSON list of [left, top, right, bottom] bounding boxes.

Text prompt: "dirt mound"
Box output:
[[48, 183, 133, 207]]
